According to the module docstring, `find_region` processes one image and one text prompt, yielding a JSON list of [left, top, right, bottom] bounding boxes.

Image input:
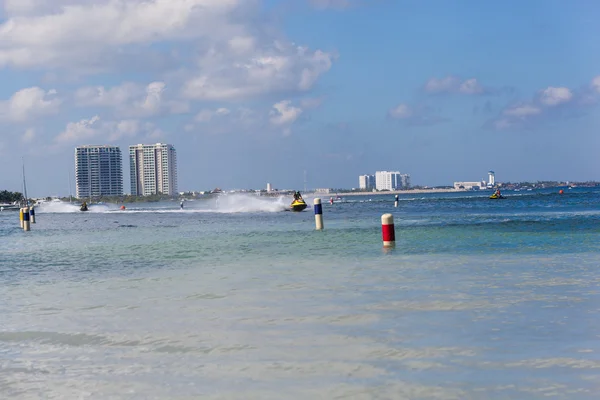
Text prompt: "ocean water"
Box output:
[[1, 188, 600, 399]]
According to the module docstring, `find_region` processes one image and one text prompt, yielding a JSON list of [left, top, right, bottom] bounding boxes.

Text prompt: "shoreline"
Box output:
[[325, 188, 475, 196]]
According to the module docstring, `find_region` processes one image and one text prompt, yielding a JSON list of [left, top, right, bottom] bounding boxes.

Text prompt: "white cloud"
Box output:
[[74, 81, 188, 117], [503, 104, 541, 118], [388, 103, 413, 119], [228, 36, 256, 55], [54, 115, 147, 144], [55, 115, 101, 144], [270, 100, 303, 126], [0, 86, 61, 121], [300, 97, 324, 109], [591, 76, 600, 93], [186, 101, 308, 137], [109, 119, 139, 141], [425, 76, 484, 95], [459, 78, 484, 95], [74, 83, 139, 108], [492, 119, 512, 130], [0, 0, 246, 68], [424, 76, 459, 93], [137, 81, 165, 114], [387, 103, 447, 126], [195, 108, 231, 122], [489, 81, 586, 130], [182, 48, 333, 101], [309, 0, 352, 9], [185, 106, 260, 135], [0, 1, 334, 101], [22, 127, 36, 143], [539, 86, 573, 106]]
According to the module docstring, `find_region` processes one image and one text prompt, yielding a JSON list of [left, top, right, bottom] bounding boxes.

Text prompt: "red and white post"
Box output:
[[381, 213, 395, 247]]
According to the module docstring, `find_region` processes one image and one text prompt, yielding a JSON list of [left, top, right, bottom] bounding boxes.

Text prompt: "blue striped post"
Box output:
[[23, 207, 30, 231], [29, 206, 36, 223], [314, 198, 323, 230]]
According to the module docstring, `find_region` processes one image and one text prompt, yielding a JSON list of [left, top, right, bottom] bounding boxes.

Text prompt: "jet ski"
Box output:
[[489, 193, 505, 199], [290, 198, 307, 212], [290, 191, 308, 211], [80, 202, 89, 211]]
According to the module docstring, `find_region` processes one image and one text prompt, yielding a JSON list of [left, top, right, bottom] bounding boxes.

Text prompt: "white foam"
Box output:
[[35, 194, 292, 214], [210, 193, 288, 213], [36, 201, 117, 213]]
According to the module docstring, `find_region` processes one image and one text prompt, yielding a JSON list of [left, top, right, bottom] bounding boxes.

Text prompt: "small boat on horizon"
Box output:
[[0, 201, 21, 211]]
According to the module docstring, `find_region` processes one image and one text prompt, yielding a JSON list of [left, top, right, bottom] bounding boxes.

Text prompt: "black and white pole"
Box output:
[[30, 205, 36, 223], [23, 206, 30, 231], [394, 194, 399, 208], [314, 198, 324, 230]]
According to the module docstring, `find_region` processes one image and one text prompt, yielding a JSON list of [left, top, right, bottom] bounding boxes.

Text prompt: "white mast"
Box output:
[[22, 158, 28, 206]]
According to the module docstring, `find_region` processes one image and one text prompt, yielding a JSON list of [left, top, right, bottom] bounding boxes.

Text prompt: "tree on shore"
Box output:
[[0, 190, 23, 203]]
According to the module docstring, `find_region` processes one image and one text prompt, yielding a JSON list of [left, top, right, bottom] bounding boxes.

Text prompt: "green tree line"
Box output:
[[0, 190, 23, 203]]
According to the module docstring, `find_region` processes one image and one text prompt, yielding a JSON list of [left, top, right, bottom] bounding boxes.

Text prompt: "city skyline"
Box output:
[[72, 142, 178, 198], [1, 1, 600, 196]]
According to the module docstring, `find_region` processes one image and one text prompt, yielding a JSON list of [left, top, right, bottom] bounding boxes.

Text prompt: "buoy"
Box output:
[[394, 194, 399, 208], [23, 207, 30, 231], [120, 205, 126, 210], [314, 198, 324, 230], [559, 189, 564, 194], [30, 206, 36, 223], [381, 213, 395, 248]]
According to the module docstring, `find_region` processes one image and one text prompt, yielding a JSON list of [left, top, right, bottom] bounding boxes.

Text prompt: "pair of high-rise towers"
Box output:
[[74, 143, 178, 199]]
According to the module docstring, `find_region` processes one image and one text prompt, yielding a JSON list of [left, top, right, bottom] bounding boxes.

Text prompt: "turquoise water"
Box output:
[[1, 188, 600, 399]]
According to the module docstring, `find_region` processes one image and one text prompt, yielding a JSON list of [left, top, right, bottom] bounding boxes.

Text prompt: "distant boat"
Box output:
[[0, 202, 20, 211]]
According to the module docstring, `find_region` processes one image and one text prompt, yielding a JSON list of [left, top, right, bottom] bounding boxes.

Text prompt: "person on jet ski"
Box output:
[[293, 191, 302, 201], [495, 189, 501, 197]]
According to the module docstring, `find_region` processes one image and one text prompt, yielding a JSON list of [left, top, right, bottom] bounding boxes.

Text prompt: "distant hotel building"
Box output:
[[375, 171, 411, 191], [359, 174, 375, 190], [453, 181, 486, 190], [75, 145, 123, 198], [129, 143, 178, 196]]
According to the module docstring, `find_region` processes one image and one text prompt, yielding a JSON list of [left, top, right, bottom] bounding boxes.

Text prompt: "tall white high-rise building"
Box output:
[[488, 171, 495, 187], [129, 143, 178, 196], [359, 174, 375, 190], [75, 145, 123, 198], [375, 171, 410, 191], [400, 174, 411, 188]]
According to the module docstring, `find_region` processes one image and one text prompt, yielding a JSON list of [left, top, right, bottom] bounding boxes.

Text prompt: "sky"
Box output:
[[0, 0, 599, 196]]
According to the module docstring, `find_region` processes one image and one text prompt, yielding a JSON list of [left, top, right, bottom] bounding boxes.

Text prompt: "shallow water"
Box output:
[[1, 188, 600, 399]]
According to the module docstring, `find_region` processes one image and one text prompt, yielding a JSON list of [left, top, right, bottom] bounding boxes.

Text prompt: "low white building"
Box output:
[[454, 181, 486, 190], [314, 188, 331, 194]]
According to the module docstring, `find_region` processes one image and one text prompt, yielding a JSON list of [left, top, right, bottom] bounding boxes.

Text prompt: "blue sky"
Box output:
[[0, 0, 599, 196]]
